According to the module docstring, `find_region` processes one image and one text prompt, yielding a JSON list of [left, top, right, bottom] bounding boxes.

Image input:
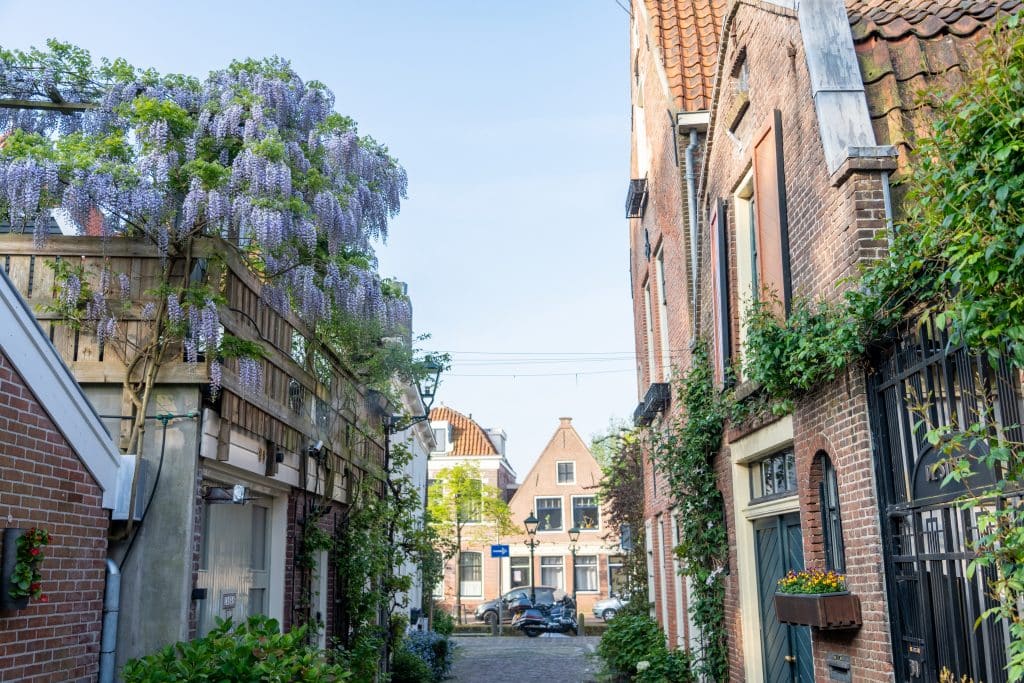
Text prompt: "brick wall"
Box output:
[[0, 351, 108, 683], [696, 3, 897, 681]]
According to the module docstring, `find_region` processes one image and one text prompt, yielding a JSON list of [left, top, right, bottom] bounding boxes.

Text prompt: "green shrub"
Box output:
[[431, 605, 455, 636], [403, 631, 454, 681], [637, 648, 696, 683], [597, 607, 668, 678], [390, 646, 432, 683], [122, 615, 351, 682]]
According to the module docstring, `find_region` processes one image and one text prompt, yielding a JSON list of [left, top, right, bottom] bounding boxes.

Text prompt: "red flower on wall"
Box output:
[[10, 527, 50, 601]]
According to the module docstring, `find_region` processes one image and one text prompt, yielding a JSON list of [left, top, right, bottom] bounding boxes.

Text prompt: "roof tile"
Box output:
[[642, 0, 727, 111], [429, 406, 498, 456]]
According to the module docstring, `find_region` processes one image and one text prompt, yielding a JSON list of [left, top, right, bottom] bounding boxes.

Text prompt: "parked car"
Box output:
[[474, 586, 558, 626], [593, 594, 627, 621]]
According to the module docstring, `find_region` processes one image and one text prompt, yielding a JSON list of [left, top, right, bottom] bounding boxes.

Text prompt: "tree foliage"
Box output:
[[592, 425, 647, 598]]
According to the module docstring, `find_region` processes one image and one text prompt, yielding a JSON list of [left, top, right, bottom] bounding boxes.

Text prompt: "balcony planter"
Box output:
[[774, 592, 862, 630], [1, 528, 30, 611]]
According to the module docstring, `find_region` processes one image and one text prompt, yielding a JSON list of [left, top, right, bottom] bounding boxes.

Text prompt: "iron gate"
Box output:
[[869, 318, 1020, 682]]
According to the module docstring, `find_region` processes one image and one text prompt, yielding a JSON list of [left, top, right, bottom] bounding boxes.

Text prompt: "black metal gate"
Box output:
[[869, 318, 1020, 682]]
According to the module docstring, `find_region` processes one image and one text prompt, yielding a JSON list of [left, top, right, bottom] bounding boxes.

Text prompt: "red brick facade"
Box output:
[[628, 1, 1011, 681], [0, 351, 109, 682]]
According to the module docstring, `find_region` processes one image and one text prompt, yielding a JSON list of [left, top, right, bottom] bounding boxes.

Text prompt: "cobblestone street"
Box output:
[[449, 634, 603, 682]]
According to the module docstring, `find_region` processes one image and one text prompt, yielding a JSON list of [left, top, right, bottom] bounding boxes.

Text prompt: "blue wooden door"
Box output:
[[755, 514, 813, 683]]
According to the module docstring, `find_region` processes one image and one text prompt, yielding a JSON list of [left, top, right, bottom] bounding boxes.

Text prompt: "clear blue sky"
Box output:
[[0, 1, 637, 477]]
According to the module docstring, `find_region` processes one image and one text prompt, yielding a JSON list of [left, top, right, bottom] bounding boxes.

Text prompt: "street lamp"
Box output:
[[383, 356, 443, 434], [568, 525, 580, 605], [524, 511, 540, 604]]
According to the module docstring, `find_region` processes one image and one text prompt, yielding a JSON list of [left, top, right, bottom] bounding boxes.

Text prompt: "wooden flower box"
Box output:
[[774, 592, 862, 630], [0, 529, 30, 612]]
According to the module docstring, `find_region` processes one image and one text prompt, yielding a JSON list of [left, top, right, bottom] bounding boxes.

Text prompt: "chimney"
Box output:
[[559, 417, 572, 428], [486, 428, 507, 456]]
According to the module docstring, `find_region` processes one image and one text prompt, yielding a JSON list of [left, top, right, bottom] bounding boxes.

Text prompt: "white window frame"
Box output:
[[733, 169, 758, 377], [459, 551, 483, 598], [534, 496, 564, 532], [510, 556, 531, 589], [655, 248, 672, 381], [556, 460, 576, 485], [540, 555, 564, 590], [573, 555, 600, 594], [571, 495, 601, 532], [643, 282, 656, 384]]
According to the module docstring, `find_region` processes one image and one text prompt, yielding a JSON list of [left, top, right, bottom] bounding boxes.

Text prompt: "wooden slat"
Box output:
[[6, 256, 31, 296]]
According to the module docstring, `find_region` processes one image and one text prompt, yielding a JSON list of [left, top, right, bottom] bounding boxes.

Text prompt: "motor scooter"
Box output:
[[510, 594, 578, 637]]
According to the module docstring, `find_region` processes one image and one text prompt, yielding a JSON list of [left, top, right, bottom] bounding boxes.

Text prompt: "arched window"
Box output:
[[819, 454, 845, 573]]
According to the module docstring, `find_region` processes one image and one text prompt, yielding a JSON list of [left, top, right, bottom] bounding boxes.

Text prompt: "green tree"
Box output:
[[427, 462, 514, 623]]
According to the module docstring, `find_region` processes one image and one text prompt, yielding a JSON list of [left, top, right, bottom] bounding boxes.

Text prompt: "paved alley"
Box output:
[[449, 634, 602, 682]]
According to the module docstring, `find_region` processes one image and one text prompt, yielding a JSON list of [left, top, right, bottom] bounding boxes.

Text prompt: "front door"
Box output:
[[196, 500, 270, 636], [755, 513, 813, 683]]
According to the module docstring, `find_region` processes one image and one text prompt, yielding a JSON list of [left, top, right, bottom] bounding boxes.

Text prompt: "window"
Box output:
[[574, 555, 599, 592], [608, 555, 627, 597], [557, 461, 575, 484], [820, 455, 846, 573], [458, 479, 482, 523], [710, 200, 731, 386], [643, 283, 656, 383], [459, 552, 482, 597], [655, 250, 672, 381], [750, 449, 797, 501], [536, 497, 562, 531], [541, 556, 564, 589], [432, 427, 447, 452], [510, 557, 530, 589], [734, 170, 758, 376], [572, 496, 600, 531]]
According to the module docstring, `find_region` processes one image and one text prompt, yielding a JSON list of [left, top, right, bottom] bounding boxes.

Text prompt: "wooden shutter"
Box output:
[[710, 200, 731, 385], [752, 110, 792, 315]]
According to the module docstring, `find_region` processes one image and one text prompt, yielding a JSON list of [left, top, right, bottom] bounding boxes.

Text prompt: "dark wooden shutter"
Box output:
[[752, 110, 792, 315], [710, 200, 731, 385]]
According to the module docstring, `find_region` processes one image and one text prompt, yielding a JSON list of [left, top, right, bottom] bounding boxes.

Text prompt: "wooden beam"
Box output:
[[0, 99, 96, 112]]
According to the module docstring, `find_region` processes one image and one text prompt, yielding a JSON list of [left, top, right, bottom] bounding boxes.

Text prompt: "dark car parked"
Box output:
[[474, 586, 559, 626]]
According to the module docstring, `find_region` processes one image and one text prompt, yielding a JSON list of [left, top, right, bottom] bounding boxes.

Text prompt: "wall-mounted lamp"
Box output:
[[204, 484, 250, 504], [384, 356, 444, 434], [307, 441, 327, 461]]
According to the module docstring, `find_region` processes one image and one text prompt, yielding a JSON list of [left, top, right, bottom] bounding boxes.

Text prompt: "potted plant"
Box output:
[[774, 567, 861, 630], [1, 527, 49, 611]]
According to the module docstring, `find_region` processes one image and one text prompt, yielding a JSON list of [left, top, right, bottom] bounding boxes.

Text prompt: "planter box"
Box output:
[[774, 592, 862, 630], [0, 528, 30, 612]]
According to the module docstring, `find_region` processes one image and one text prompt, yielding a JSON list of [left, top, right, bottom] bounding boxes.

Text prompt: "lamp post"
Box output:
[[568, 525, 580, 605], [524, 511, 540, 604]]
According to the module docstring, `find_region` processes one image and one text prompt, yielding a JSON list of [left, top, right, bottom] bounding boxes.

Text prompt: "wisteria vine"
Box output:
[[0, 42, 415, 402]]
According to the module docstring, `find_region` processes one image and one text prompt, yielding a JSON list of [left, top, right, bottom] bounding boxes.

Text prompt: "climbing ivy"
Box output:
[[649, 342, 728, 681]]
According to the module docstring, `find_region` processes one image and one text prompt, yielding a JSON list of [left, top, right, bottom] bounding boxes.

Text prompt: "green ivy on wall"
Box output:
[[649, 342, 729, 682]]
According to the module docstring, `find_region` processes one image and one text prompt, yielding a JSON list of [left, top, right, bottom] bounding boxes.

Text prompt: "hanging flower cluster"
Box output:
[[0, 42, 416, 394], [9, 527, 49, 601]]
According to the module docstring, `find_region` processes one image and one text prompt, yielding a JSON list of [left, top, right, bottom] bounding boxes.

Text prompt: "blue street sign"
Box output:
[[490, 544, 509, 558]]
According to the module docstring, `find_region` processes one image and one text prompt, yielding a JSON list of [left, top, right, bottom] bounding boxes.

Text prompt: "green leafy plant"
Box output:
[[390, 646, 433, 683], [431, 604, 455, 636], [121, 615, 351, 682], [647, 342, 728, 681], [9, 527, 49, 601], [776, 568, 847, 594], [597, 600, 694, 682]]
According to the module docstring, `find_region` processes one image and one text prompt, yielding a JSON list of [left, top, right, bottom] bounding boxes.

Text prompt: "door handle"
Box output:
[[784, 655, 796, 664]]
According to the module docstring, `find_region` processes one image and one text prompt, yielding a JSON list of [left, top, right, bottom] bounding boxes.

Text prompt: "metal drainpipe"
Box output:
[[98, 558, 121, 683], [685, 128, 700, 312]]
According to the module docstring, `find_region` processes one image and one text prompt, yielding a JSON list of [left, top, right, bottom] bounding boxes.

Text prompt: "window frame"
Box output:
[[540, 555, 564, 590], [571, 495, 600, 531], [556, 461, 576, 485], [510, 556, 531, 589], [573, 555, 599, 594], [535, 496, 564, 532], [820, 455, 846, 573], [749, 449, 797, 503], [459, 551, 483, 598]]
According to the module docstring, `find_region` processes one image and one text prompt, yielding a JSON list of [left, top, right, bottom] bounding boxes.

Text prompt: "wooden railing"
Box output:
[[0, 234, 385, 491]]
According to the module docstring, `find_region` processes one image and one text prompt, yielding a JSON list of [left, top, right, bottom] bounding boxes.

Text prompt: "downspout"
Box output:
[[685, 128, 699, 313], [98, 558, 120, 683]]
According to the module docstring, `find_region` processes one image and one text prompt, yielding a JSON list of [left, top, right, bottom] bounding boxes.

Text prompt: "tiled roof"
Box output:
[[643, 0, 727, 111], [429, 406, 498, 456], [849, 0, 1022, 170]]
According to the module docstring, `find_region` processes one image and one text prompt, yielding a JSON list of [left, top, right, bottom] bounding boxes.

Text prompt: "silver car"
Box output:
[[592, 595, 626, 620]]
